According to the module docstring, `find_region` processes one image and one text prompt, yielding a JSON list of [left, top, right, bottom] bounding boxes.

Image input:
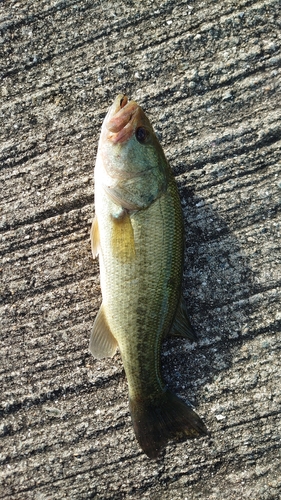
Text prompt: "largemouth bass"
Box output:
[[90, 95, 207, 458]]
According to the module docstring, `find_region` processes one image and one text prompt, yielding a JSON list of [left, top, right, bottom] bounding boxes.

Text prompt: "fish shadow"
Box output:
[[161, 185, 257, 412]]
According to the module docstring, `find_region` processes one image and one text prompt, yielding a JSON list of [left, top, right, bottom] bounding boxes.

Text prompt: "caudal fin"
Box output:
[[129, 389, 207, 459]]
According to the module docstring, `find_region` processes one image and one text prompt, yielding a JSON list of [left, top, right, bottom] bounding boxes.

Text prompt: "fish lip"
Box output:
[[103, 95, 140, 144], [106, 94, 128, 120]]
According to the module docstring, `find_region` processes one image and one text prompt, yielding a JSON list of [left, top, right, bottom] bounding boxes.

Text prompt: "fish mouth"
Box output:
[[103, 94, 141, 144]]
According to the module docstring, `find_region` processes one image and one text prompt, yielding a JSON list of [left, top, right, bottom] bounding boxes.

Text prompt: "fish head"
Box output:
[[96, 95, 169, 210]]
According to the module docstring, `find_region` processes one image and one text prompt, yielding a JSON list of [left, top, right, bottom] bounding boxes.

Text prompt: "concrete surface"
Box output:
[[0, 0, 280, 498]]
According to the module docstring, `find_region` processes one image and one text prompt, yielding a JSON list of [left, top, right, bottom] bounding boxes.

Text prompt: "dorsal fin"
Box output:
[[169, 294, 196, 342]]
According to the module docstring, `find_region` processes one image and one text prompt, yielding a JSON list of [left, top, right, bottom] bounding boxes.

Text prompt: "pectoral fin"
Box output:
[[111, 209, 135, 262], [169, 295, 196, 342], [91, 216, 100, 258], [89, 304, 118, 359]]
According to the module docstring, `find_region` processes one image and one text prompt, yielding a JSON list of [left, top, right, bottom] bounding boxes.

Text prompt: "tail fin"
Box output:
[[129, 389, 207, 459]]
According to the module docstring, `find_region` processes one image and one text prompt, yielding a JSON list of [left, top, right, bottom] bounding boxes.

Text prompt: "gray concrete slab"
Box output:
[[1, 0, 280, 498]]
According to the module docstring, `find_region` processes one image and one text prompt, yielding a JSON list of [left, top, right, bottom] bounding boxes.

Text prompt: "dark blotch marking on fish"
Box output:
[[167, 277, 176, 289]]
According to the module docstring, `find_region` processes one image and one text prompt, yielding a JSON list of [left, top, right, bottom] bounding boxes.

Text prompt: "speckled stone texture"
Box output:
[[0, 1, 280, 499]]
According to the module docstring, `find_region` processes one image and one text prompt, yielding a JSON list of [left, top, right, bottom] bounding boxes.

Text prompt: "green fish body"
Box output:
[[90, 95, 207, 458]]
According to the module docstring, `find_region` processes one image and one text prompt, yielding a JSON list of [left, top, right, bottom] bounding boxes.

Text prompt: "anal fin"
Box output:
[[89, 304, 118, 359], [169, 294, 196, 342]]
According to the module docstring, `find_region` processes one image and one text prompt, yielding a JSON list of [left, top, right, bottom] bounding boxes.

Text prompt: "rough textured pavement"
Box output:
[[1, 1, 281, 499]]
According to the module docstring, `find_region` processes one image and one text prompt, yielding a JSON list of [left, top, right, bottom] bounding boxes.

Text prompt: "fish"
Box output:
[[90, 94, 207, 459]]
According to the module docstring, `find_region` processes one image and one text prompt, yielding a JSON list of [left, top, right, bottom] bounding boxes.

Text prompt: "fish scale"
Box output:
[[90, 94, 207, 458], [98, 175, 183, 398]]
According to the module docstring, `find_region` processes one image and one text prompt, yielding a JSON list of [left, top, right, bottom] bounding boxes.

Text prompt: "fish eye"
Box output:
[[135, 126, 149, 143]]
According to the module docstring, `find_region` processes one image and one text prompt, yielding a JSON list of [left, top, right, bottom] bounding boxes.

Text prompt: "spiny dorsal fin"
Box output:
[[89, 304, 118, 359], [169, 294, 196, 342], [90, 216, 100, 258]]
